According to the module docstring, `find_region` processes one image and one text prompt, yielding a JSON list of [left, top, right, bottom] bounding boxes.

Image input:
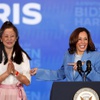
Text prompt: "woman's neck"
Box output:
[[76, 51, 84, 55]]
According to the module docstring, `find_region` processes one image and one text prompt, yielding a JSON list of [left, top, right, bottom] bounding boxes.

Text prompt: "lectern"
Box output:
[[50, 82, 100, 100]]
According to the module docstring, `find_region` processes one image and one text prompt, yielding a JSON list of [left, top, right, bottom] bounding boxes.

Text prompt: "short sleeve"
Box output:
[[21, 53, 31, 82]]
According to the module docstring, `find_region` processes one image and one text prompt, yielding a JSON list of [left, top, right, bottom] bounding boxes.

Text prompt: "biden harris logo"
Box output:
[[73, 87, 99, 100]]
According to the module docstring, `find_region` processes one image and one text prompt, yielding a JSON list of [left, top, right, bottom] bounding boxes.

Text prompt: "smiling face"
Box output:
[[1, 28, 17, 50], [76, 31, 88, 55]]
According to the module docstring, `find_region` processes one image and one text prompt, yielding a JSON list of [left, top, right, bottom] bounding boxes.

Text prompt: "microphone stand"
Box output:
[[84, 60, 92, 82], [77, 60, 92, 82], [82, 71, 86, 82]]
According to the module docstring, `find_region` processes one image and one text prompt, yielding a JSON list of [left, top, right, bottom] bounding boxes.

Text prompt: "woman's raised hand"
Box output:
[[30, 68, 38, 76]]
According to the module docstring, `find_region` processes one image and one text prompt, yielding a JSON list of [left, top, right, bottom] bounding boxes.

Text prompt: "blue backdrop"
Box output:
[[0, 0, 100, 100]]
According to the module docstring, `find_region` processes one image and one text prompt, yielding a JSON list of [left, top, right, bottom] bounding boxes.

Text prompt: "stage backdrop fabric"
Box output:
[[0, 0, 100, 100]]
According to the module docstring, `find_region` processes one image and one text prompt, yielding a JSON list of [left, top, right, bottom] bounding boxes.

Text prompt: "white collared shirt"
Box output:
[[0, 52, 31, 84]]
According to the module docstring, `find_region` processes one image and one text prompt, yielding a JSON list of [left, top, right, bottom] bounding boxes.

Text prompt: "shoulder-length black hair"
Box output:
[[68, 27, 96, 54], [0, 21, 31, 64]]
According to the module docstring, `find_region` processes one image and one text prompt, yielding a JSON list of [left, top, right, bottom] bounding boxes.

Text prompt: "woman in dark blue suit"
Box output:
[[30, 27, 100, 81]]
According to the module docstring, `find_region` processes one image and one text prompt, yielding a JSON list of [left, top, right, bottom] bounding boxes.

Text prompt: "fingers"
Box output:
[[30, 68, 38, 76], [7, 63, 12, 74], [82, 61, 85, 65], [67, 63, 75, 66], [70, 63, 77, 70], [68, 61, 85, 71], [30, 70, 36, 75], [7, 61, 15, 74], [73, 64, 77, 71], [67, 62, 78, 71]]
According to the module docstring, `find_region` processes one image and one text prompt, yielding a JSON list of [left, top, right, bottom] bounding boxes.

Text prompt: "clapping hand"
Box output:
[[7, 60, 15, 75]]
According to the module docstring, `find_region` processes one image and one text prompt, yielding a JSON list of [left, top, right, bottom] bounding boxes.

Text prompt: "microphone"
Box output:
[[86, 60, 92, 76], [77, 60, 83, 76]]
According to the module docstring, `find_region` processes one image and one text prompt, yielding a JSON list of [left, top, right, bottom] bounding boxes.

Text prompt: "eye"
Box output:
[[78, 38, 81, 41], [4, 35, 8, 38], [11, 35, 15, 37], [84, 38, 88, 40]]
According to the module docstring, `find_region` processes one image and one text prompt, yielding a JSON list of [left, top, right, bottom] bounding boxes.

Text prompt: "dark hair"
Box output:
[[0, 21, 31, 64], [68, 27, 96, 54]]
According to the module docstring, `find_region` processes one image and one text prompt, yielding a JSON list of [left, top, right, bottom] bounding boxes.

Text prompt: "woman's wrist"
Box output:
[[5, 71, 10, 76], [13, 70, 19, 76]]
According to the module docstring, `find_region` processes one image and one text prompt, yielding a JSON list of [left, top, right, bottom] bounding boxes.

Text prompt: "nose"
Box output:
[[81, 39, 85, 43], [6, 36, 12, 41]]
